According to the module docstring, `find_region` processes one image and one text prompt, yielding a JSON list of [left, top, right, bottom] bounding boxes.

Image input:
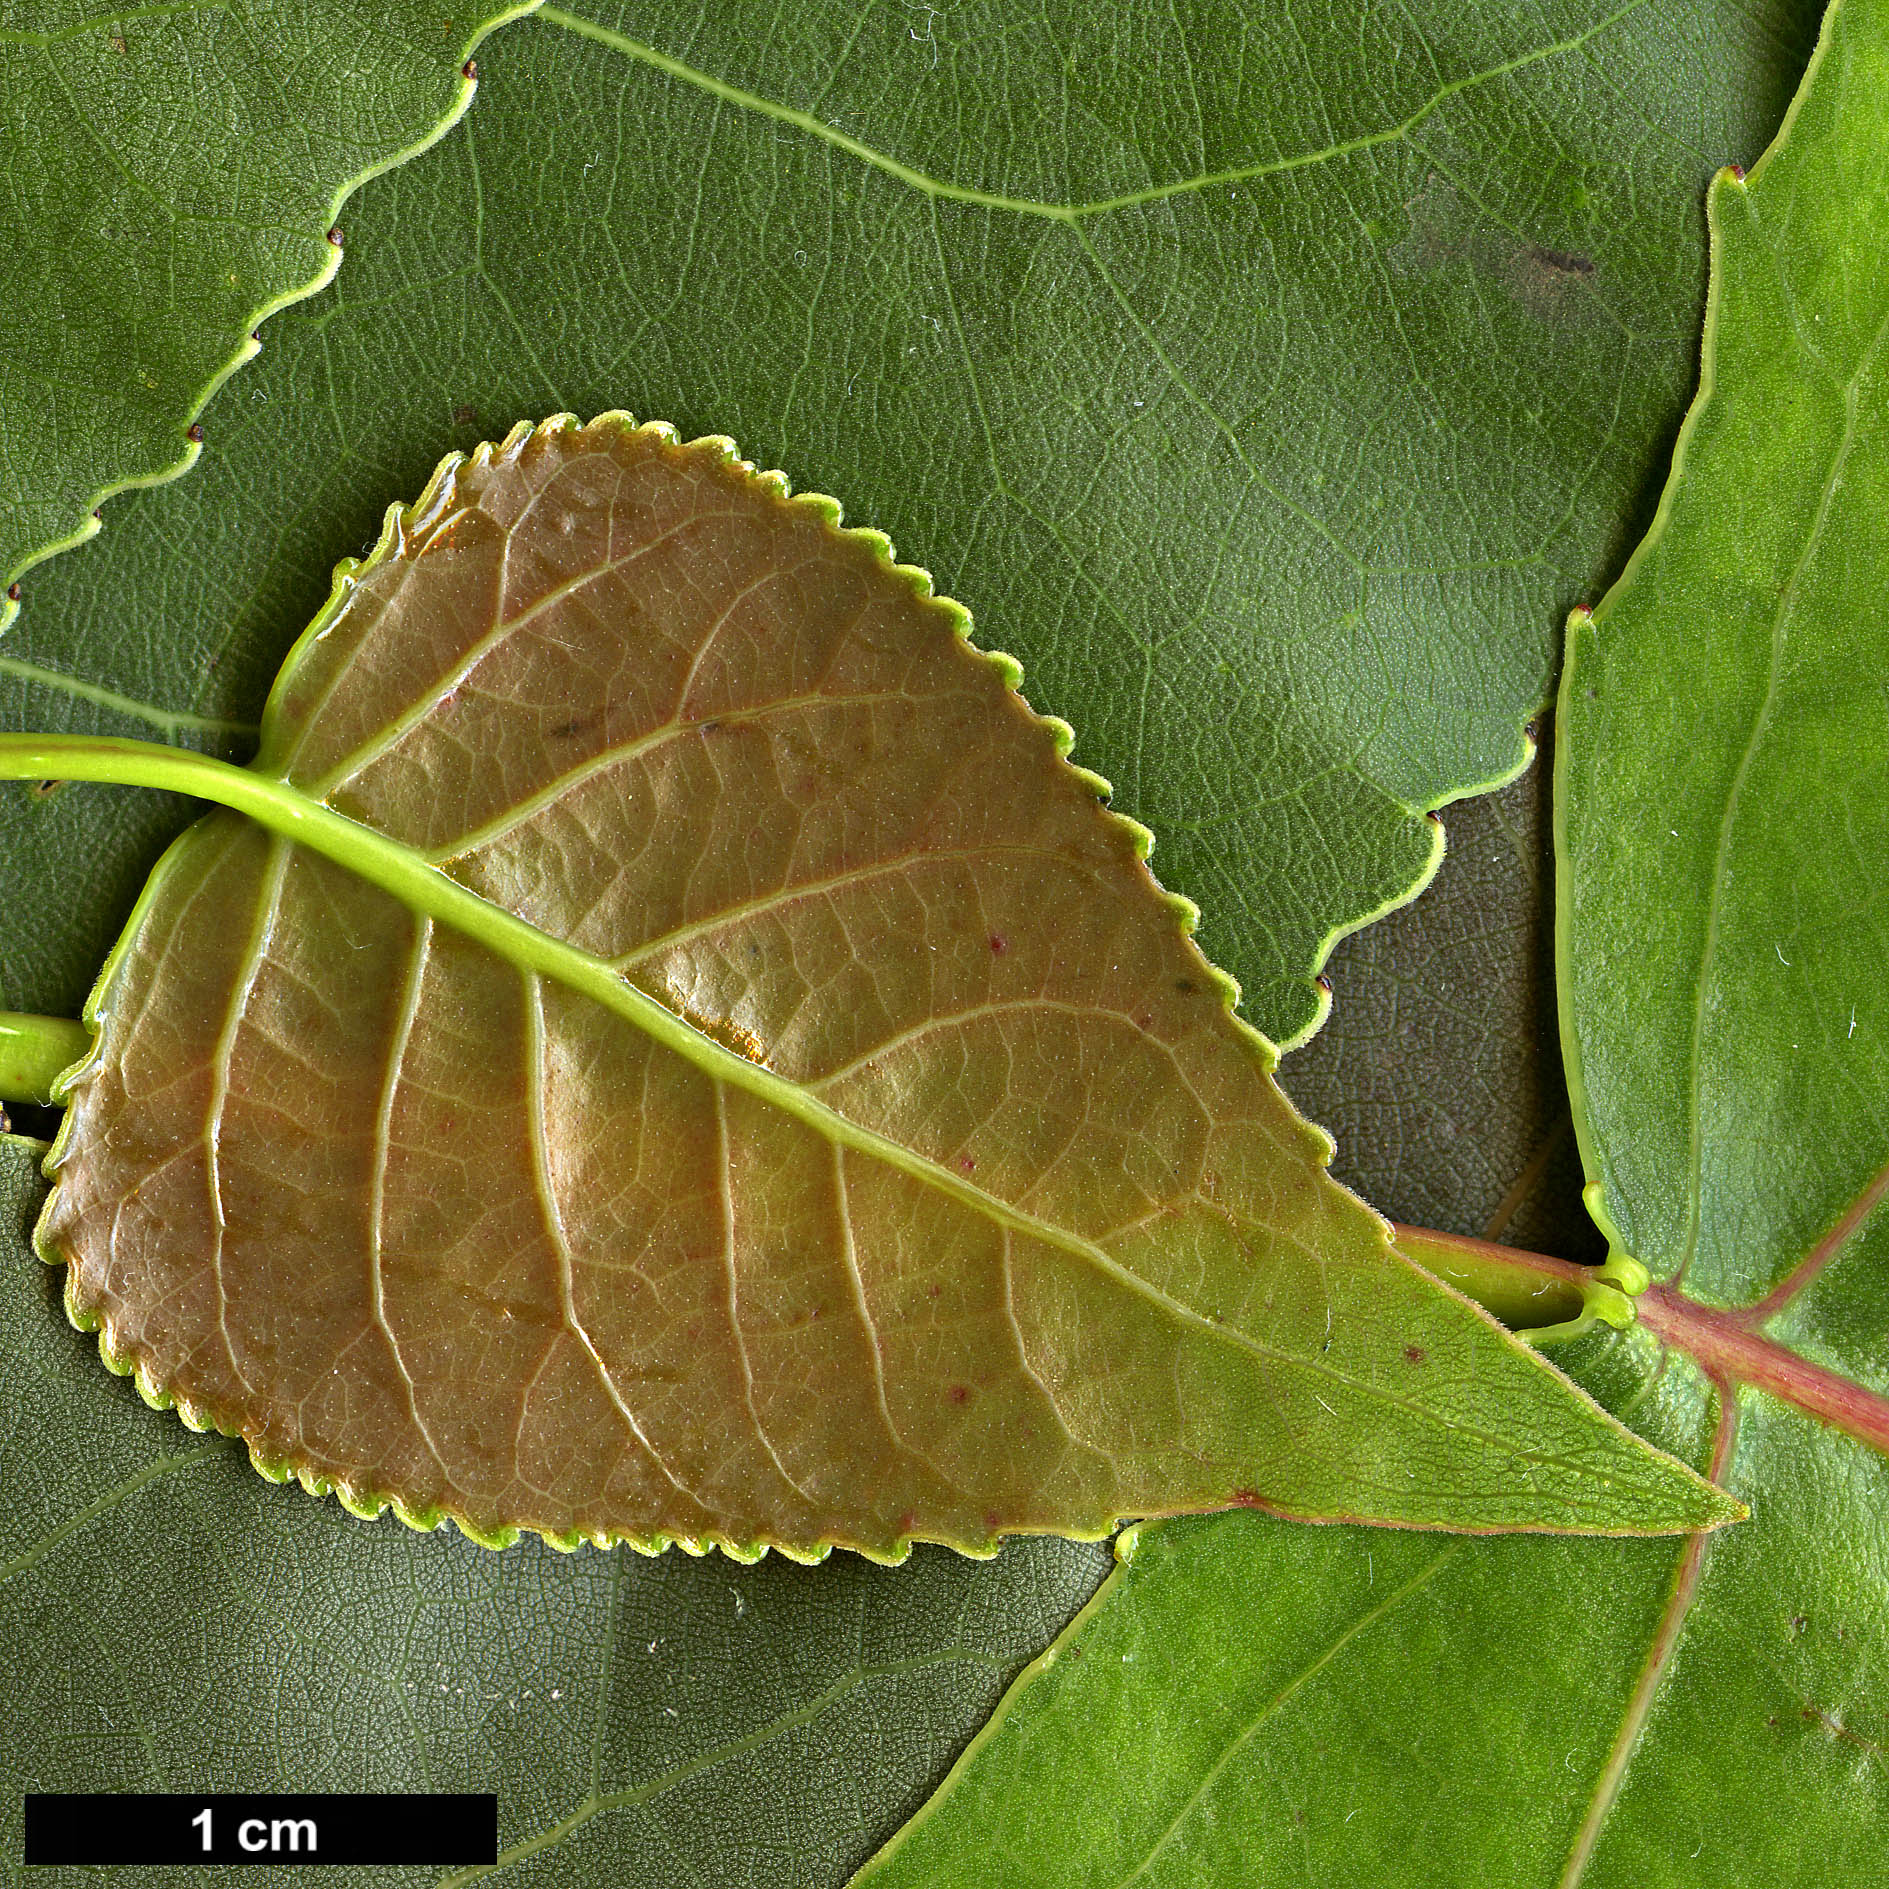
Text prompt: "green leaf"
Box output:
[[0, 0, 535, 626], [16, 416, 1729, 1555], [857, 1300, 1889, 1888], [0, 0, 1823, 1875], [1557, 0, 1889, 1307], [0, 0, 1815, 1043], [853, 7, 1889, 1881]]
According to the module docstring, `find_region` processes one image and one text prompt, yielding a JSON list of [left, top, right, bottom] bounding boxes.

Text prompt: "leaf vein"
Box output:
[[522, 969, 713, 1521], [537, 1, 1650, 223]]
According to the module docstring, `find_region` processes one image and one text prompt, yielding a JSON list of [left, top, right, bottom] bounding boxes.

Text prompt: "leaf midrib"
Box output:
[[1, 730, 1611, 1470], [1675, 250, 1889, 1290]]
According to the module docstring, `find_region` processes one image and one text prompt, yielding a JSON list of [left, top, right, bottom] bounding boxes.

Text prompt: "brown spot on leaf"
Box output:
[[1392, 176, 1601, 323], [1527, 245, 1597, 278], [1405, 1345, 1427, 1365]]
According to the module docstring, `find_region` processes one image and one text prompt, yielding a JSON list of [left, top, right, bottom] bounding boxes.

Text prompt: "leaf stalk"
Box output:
[[1390, 1223, 1634, 1340], [0, 1011, 91, 1105]]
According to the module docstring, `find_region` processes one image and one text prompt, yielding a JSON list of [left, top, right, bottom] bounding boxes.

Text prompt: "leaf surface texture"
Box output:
[[0, 0, 530, 619], [0, 0, 1820, 1874], [0, 1131, 1109, 1889], [0, 0, 1816, 1043]]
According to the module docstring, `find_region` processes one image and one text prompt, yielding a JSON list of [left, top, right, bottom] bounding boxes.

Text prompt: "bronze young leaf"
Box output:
[[26, 415, 1733, 1558]]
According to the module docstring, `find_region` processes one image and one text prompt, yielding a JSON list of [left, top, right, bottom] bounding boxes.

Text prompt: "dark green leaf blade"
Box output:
[[1, 0, 1816, 1045], [853, 7, 1889, 1880], [0, 0, 533, 622]]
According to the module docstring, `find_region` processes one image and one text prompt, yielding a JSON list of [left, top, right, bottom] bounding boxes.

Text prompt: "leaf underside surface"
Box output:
[[32, 416, 1727, 1560], [0, 0, 530, 623], [855, 5, 1889, 1882]]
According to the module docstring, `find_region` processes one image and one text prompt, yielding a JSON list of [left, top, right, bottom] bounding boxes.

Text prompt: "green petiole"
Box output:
[[0, 1010, 91, 1105], [1392, 1222, 1640, 1340]]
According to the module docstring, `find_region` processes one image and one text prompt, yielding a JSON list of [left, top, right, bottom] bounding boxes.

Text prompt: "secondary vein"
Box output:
[[537, 1, 1648, 222], [1113, 1547, 1461, 1888], [0, 654, 259, 742], [1558, 1388, 1739, 1888], [431, 1645, 1008, 1887], [0, 1437, 239, 1586]]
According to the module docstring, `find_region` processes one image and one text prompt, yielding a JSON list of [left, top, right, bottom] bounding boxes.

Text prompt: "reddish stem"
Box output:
[[1744, 1151, 1889, 1320], [1636, 1285, 1889, 1455], [1399, 1223, 1889, 1459]]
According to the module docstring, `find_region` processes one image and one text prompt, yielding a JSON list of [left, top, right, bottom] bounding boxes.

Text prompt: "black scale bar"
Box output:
[[23, 1793, 498, 1866]]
